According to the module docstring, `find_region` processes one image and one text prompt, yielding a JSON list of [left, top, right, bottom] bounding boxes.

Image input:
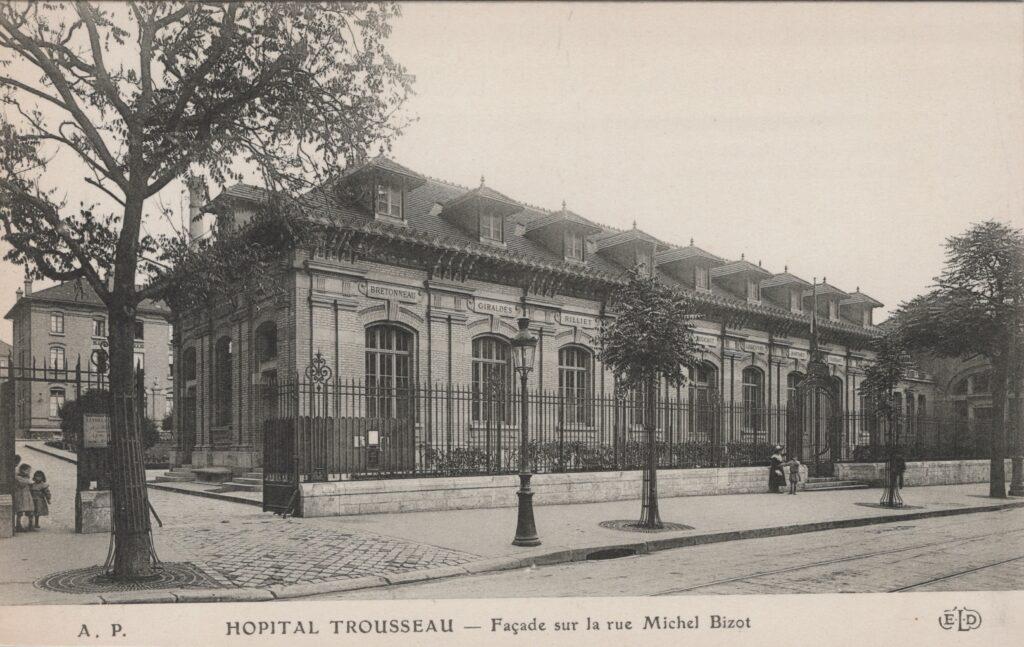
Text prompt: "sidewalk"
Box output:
[[7, 441, 1024, 605]]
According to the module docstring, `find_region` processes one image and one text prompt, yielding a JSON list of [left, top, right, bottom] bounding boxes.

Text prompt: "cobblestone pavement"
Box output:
[[311, 507, 1024, 599], [13, 443, 479, 594], [160, 518, 479, 588]]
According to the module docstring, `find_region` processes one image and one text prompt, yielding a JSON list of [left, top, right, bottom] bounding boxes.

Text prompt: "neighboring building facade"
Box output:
[[4, 277, 172, 439], [173, 156, 898, 472]]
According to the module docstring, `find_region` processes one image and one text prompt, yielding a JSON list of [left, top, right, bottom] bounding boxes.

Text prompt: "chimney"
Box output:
[[185, 175, 209, 242], [23, 272, 32, 297], [15, 287, 23, 301]]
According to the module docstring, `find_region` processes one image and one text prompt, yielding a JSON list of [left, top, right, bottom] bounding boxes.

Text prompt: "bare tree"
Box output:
[[0, 1, 410, 578]]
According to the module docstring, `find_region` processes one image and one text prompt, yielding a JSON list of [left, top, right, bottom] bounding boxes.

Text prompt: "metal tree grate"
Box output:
[[599, 520, 693, 533], [35, 562, 222, 594]]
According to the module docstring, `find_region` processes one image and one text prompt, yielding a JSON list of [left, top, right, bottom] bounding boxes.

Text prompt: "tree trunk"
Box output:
[[107, 304, 156, 578], [989, 352, 1009, 498], [638, 376, 662, 528]]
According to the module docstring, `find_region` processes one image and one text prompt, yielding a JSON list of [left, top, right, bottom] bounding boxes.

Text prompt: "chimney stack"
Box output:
[[23, 271, 32, 297], [185, 175, 210, 243]]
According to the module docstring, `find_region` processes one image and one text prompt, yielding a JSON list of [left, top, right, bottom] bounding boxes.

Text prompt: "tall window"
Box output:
[[695, 266, 710, 291], [689, 362, 718, 439], [564, 231, 584, 261], [256, 321, 278, 363], [49, 346, 66, 370], [49, 388, 65, 418], [786, 371, 804, 404], [917, 393, 926, 417], [558, 346, 593, 426], [742, 366, 765, 434], [365, 325, 413, 419], [375, 183, 403, 219], [134, 351, 145, 371], [214, 336, 233, 426], [746, 279, 760, 302], [135, 320, 145, 339], [50, 312, 64, 334], [472, 336, 511, 423], [93, 318, 106, 337], [479, 212, 502, 242], [182, 348, 197, 382]]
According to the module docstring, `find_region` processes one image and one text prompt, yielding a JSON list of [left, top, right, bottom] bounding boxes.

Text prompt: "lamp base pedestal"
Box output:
[[512, 473, 541, 547]]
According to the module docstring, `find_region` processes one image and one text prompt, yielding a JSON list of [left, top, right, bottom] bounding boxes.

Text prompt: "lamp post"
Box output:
[[511, 316, 540, 547]]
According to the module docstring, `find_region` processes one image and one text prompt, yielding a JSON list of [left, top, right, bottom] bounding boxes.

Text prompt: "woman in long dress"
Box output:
[[768, 446, 786, 493]]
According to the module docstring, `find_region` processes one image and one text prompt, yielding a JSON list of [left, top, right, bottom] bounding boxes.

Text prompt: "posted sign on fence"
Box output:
[[83, 414, 110, 448]]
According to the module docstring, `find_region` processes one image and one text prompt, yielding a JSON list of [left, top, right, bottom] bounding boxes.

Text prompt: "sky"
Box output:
[[1, 2, 1022, 343]]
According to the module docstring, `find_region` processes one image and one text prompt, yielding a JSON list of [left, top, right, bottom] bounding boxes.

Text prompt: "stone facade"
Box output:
[[174, 156, 902, 473], [3, 278, 172, 439]]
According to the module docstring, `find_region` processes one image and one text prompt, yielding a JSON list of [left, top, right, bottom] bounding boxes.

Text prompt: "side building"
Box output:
[[171, 156, 936, 476], [3, 277, 173, 439]]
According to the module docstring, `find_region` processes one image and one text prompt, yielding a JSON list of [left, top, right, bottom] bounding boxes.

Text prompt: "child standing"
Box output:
[[14, 463, 34, 531], [786, 456, 802, 495], [30, 470, 51, 529]]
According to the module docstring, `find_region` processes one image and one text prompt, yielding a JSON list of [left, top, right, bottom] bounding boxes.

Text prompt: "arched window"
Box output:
[[558, 346, 593, 426], [786, 371, 804, 404], [49, 346, 67, 370], [472, 336, 511, 423], [214, 336, 233, 426], [182, 348, 197, 382], [689, 361, 719, 439], [365, 324, 413, 419], [742, 366, 765, 434], [49, 387, 65, 418], [952, 378, 969, 396], [917, 393, 927, 417]]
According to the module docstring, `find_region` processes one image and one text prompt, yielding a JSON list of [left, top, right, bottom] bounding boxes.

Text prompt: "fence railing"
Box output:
[[253, 378, 997, 482]]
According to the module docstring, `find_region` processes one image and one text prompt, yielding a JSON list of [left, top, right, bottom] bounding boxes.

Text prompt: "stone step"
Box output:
[[243, 471, 263, 480], [153, 474, 194, 483], [803, 482, 870, 491], [806, 476, 840, 483], [212, 481, 261, 493], [231, 477, 263, 486]]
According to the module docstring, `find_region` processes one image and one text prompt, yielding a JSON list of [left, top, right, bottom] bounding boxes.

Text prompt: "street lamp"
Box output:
[[510, 316, 540, 547]]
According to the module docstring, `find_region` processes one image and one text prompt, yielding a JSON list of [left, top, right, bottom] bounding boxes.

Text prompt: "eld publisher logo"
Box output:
[[939, 607, 981, 632]]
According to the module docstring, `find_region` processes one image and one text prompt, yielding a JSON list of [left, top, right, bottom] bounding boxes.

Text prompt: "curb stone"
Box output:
[[460, 556, 525, 574], [268, 576, 388, 600], [100, 591, 177, 604], [383, 565, 469, 585], [173, 588, 274, 603]]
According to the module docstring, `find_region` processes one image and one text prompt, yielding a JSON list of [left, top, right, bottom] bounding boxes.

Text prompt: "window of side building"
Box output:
[[50, 312, 64, 334], [49, 387, 65, 418], [49, 345, 66, 370], [93, 318, 106, 338], [135, 320, 144, 339]]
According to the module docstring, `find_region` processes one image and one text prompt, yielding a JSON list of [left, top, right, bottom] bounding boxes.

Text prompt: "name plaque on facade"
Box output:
[[826, 354, 845, 366], [473, 298, 517, 317], [694, 333, 718, 349], [83, 414, 110, 448], [746, 342, 768, 355], [789, 348, 809, 361], [560, 312, 598, 329], [365, 282, 420, 303]]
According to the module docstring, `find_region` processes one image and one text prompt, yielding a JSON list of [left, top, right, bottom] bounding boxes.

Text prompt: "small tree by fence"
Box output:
[[598, 267, 702, 529]]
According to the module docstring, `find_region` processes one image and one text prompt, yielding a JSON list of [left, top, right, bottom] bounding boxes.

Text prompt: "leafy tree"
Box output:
[[0, 2, 410, 578], [896, 221, 1024, 498], [599, 267, 702, 528], [859, 329, 910, 443]]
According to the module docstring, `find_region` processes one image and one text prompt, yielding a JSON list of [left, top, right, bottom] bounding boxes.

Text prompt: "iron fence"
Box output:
[[254, 377, 997, 483]]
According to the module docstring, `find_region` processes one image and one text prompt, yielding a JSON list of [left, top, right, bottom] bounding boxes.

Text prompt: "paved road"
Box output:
[[310, 506, 1024, 599]]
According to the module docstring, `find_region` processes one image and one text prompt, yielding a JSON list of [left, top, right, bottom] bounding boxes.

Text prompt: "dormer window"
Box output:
[[828, 300, 838, 320], [790, 289, 802, 312], [564, 230, 584, 262], [480, 212, 503, 242], [375, 183, 403, 220], [862, 309, 872, 327], [695, 266, 710, 291], [636, 247, 653, 274], [746, 279, 761, 303]]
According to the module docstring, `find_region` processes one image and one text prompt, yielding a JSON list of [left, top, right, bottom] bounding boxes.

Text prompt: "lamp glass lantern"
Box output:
[[510, 317, 537, 375]]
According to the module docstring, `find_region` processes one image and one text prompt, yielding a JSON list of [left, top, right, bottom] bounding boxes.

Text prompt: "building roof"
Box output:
[[761, 270, 812, 290], [201, 156, 883, 338], [803, 281, 850, 299], [4, 278, 170, 321], [841, 288, 884, 308]]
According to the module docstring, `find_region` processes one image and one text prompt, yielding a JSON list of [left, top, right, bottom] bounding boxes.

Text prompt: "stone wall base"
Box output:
[[76, 490, 111, 534], [836, 459, 1014, 487], [299, 465, 809, 518], [187, 448, 260, 474], [0, 494, 12, 539]]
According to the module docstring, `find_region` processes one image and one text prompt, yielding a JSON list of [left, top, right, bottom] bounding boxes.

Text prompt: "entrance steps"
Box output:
[[153, 466, 195, 483], [803, 476, 869, 492], [213, 471, 264, 494]]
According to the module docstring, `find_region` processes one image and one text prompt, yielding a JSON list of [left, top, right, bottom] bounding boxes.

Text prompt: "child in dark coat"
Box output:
[[30, 470, 51, 529]]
